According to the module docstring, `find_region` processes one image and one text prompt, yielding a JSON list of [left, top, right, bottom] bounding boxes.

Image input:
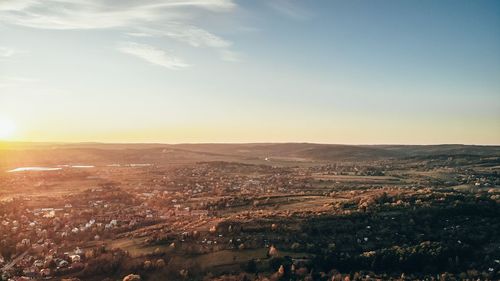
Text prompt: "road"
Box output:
[[1, 250, 29, 272]]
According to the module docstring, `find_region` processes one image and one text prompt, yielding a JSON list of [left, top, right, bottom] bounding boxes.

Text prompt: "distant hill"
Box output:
[[368, 144, 500, 159], [171, 143, 401, 161], [172, 143, 500, 160], [1, 142, 499, 169]]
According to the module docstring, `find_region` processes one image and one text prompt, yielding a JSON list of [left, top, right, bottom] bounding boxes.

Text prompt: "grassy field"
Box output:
[[110, 238, 163, 257]]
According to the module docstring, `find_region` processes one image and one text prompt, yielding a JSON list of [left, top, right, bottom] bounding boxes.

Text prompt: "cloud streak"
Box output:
[[0, 0, 239, 66], [117, 42, 189, 70], [0, 46, 22, 57], [267, 0, 312, 21], [0, 0, 235, 30], [131, 25, 232, 48]]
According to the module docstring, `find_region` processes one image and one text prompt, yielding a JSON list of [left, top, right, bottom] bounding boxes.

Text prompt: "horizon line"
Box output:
[[1, 140, 499, 147]]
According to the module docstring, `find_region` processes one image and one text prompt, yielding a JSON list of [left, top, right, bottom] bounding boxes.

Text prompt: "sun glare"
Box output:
[[0, 119, 16, 139]]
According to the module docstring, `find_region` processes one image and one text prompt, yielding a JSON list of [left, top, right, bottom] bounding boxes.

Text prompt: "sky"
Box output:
[[0, 0, 499, 144]]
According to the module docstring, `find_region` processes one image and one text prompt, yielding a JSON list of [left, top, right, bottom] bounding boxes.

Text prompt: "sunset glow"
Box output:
[[0, 0, 498, 144], [0, 118, 15, 140]]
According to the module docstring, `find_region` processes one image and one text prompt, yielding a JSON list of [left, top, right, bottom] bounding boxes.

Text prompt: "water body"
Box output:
[[7, 167, 62, 173], [7, 164, 148, 173], [129, 164, 152, 167]]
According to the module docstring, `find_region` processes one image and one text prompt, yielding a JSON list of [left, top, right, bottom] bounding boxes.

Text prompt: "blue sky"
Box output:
[[0, 0, 499, 144]]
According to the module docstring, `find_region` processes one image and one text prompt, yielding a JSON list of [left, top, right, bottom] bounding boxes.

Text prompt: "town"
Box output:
[[0, 143, 499, 281]]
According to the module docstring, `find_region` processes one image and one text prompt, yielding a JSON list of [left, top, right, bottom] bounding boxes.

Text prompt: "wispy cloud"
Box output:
[[0, 46, 24, 58], [0, 46, 15, 57], [220, 49, 243, 62], [267, 0, 312, 21], [0, 0, 235, 29], [117, 42, 189, 70], [0, 0, 38, 12], [0, 0, 239, 65], [131, 25, 232, 48]]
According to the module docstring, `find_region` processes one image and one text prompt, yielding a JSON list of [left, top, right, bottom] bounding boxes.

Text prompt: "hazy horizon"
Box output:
[[1, 140, 499, 147]]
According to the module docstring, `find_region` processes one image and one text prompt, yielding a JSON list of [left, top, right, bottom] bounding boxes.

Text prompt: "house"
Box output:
[[57, 259, 69, 268], [69, 254, 81, 263], [40, 268, 51, 278]]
